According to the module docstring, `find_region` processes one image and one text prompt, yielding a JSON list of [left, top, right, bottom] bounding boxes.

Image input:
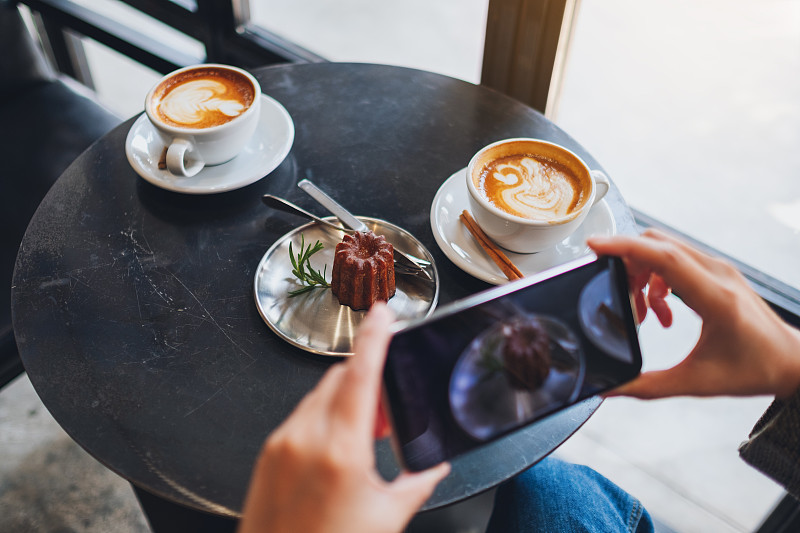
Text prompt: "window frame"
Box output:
[[19, 0, 325, 88]]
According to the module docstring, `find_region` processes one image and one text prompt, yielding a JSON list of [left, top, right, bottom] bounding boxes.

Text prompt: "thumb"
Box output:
[[385, 462, 451, 512], [605, 366, 697, 399]]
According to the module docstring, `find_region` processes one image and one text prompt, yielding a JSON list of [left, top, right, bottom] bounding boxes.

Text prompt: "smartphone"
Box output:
[[382, 254, 642, 472]]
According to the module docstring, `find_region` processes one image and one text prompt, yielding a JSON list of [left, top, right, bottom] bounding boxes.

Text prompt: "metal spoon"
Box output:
[[261, 194, 428, 277], [262, 195, 352, 234], [296, 179, 433, 280]]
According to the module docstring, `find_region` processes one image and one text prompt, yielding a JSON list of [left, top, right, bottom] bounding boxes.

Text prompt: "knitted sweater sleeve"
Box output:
[[739, 388, 800, 500]]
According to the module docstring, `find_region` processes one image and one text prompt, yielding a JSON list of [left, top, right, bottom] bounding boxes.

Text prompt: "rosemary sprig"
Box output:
[[477, 335, 504, 378], [288, 234, 331, 297]]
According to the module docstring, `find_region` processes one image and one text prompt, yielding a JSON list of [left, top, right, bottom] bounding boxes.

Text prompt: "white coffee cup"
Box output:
[[466, 138, 610, 253], [145, 64, 262, 177]]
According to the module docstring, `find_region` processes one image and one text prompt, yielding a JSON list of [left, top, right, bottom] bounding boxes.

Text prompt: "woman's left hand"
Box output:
[[238, 303, 450, 533]]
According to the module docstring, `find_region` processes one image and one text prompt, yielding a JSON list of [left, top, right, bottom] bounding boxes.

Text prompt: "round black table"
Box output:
[[12, 63, 636, 517]]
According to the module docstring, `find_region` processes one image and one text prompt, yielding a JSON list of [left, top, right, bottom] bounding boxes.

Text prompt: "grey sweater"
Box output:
[[739, 389, 800, 500]]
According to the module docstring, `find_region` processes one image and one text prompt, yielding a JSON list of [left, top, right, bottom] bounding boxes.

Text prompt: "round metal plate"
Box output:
[[254, 217, 439, 356]]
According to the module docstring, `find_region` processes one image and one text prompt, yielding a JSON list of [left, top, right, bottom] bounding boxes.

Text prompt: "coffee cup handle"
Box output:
[[166, 138, 204, 177], [590, 170, 610, 205]]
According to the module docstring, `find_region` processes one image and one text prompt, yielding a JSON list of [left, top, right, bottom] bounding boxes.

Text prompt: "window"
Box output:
[[556, 0, 800, 292], [248, 0, 489, 83]]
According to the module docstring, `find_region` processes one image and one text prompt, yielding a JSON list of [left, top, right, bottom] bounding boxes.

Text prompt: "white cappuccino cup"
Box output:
[[466, 138, 610, 253], [145, 64, 261, 177]]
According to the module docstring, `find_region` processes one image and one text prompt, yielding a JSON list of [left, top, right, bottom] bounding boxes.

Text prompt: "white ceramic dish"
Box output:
[[125, 93, 294, 194], [430, 167, 617, 284]]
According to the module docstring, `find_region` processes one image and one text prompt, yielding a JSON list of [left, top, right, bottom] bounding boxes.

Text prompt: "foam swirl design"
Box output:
[[482, 157, 583, 220], [158, 79, 246, 127]]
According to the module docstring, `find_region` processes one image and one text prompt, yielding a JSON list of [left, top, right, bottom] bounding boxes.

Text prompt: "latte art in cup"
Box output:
[[149, 66, 256, 129], [476, 154, 587, 221], [466, 138, 610, 253]]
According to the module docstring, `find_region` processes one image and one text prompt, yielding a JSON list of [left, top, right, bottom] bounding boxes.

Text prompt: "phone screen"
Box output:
[[383, 255, 642, 471]]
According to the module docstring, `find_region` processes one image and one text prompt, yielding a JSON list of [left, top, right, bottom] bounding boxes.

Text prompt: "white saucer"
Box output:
[[125, 94, 294, 194], [430, 168, 617, 284]]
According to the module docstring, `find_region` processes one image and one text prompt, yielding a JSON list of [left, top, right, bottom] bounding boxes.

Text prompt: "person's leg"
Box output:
[[486, 456, 654, 533]]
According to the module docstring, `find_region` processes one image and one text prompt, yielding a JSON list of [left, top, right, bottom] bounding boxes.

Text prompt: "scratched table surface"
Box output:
[[11, 63, 636, 516]]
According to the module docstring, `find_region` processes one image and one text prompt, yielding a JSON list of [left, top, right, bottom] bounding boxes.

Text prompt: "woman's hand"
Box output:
[[238, 303, 450, 533], [589, 229, 800, 400]]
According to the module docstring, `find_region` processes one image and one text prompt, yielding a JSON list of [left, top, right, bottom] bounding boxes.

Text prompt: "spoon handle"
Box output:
[[297, 179, 433, 279], [297, 180, 369, 233], [261, 195, 351, 233]]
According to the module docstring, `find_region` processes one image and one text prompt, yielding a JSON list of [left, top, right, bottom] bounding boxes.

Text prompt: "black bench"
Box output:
[[0, 2, 121, 388]]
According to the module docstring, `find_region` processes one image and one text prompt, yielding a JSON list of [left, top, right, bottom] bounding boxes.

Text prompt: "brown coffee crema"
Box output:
[[475, 154, 589, 221], [149, 67, 256, 129]]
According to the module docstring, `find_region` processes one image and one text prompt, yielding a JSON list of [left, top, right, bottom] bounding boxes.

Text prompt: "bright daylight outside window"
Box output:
[[556, 0, 800, 292], [247, 0, 489, 83], [248, 0, 799, 292]]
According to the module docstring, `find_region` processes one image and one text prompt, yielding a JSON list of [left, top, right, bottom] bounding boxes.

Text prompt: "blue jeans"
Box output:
[[485, 457, 655, 533]]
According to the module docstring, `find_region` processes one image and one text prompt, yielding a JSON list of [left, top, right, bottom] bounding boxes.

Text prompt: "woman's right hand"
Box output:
[[588, 229, 800, 400]]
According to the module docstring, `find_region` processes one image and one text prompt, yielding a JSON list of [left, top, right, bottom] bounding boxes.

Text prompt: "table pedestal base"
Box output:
[[131, 482, 495, 532]]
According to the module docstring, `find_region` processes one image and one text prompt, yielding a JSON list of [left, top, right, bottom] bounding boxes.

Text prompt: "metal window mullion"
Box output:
[[22, 0, 203, 73], [231, 0, 250, 27], [195, 0, 236, 64], [62, 29, 95, 88], [33, 12, 95, 86], [482, 0, 580, 115]]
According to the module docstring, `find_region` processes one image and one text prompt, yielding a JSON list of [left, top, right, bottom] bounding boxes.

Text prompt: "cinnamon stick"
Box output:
[[459, 210, 524, 281]]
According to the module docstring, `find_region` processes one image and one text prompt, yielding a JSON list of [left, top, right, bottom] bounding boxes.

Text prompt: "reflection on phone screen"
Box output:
[[383, 256, 642, 471]]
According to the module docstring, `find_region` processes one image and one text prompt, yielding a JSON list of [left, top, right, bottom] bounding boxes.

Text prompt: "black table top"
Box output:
[[12, 62, 636, 516]]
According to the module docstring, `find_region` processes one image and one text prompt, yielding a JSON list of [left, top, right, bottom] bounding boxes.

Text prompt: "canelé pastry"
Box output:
[[501, 319, 551, 390], [331, 231, 396, 310]]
